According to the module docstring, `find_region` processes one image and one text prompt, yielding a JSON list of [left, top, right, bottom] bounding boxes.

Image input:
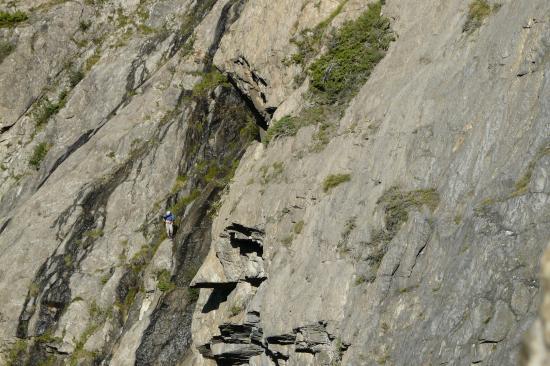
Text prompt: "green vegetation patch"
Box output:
[[289, 0, 350, 70], [239, 117, 260, 142], [0, 40, 15, 63], [84, 228, 104, 239], [463, 0, 496, 33], [156, 269, 176, 292], [170, 188, 201, 215], [33, 98, 61, 128], [377, 187, 439, 234], [6, 339, 27, 366], [267, 1, 394, 146], [361, 187, 439, 271], [309, 1, 394, 103], [29, 142, 50, 169], [33, 88, 69, 129], [69, 319, 101, 366], [229, 304, 243, 317], [69, 68, 85, 87], [322, 173, 351, 192], [264, 116, 298, 145], [79, 20, 91, 32], [85, 49, 101, 71], [129, 244, 154, 274], [0, 10, 28, 28], [192, 69, 230, 97]]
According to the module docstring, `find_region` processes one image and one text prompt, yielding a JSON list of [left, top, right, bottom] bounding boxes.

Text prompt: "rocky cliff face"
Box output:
[[0, 0, 548, 365]]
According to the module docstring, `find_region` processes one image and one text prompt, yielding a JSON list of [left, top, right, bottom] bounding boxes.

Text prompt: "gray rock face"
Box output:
[[0, 0, 548, 365], [190, 0, 550, 365]]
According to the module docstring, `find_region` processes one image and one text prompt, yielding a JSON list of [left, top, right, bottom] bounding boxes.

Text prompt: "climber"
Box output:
[[163, 210, 175, 239]]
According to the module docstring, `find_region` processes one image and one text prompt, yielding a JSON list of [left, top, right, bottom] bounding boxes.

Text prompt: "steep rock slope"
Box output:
[[0, 0, 548, 366], [189, 0, 550, 365], [0, 0, 260, 364]]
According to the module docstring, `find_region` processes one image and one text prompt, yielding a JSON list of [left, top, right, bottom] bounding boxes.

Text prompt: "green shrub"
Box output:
[[69, 69, 84, 87], [289, 0, 350, 70], [239, 117, 260, 142], [6, 339, 27, 366], [85, 50, 101, 71], [264, 115, 298, 145], [463, 0, 492, 32], [137, 23, 155, 34], [33, 91, 68, 128], [79, 20, 91, 32], [192, 69, 230, 96], [310, 122, 332, 152], [129, 245, 153, 274], [0, 40, 15, 63], [29, 142, 50, 169], [157, 269, 175, 292], [0, 11, 28, 28], [274, 1, 394, 147], [33, 98, 58, 127], [170, 188, 201, 214], [377, 187, 439, 234], [83, 228, 104, 239], [100, 273, 111, 284], [322, 173, 351, 192], [309, 1, 394, 102], [64, 254, 73, 267], [204, 163, 219, 183], [229, 304, 243, 316]]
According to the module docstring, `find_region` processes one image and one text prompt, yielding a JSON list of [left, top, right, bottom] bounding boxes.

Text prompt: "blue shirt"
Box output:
[[163, 213, 175, 222]]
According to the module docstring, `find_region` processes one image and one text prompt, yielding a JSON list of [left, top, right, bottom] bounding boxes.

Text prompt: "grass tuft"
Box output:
[[192, 69, 230, 97], [84, 228, 104, 239], [289, 0, 350, 71], [0, 11, 28, 28], [6, 339, 27, 366], [377, 187, 439, 234], [85, 50, 101, 71], [264, 115, 298, 145], [33, 97, 65, 128], [463, 0, 493, 33], [156, 269, 176, 292], [322, 174, 351, 192], [511, 144, 550, 197], [29, 142, 50, 169], [229, 304, 243, 316]]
